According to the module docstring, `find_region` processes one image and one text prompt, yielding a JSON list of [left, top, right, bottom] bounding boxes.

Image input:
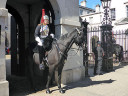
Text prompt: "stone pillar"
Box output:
[[54, 18, 85, 84], [0, 8, 9, 96], [52, 0, 86, 85]]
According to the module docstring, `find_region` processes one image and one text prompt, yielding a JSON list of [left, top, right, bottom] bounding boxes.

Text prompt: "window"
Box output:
[[126, 5, 128, 17], [111, 8, 116, 20], [100, 15, 102, 22], [80, 9, 83, 15], [89, 17, 93, 23], [87, 11, 90, 14]]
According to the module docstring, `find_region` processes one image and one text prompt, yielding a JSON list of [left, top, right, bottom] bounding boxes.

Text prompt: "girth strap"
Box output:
[[54, 41, 67, 58]]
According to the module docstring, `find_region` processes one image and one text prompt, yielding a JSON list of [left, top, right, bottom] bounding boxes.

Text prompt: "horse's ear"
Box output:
[[75, 27, 80, 34]]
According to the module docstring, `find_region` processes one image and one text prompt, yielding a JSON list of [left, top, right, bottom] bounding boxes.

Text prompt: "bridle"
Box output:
[[74, 28, 85, 50], [48, 28, 86, 58]]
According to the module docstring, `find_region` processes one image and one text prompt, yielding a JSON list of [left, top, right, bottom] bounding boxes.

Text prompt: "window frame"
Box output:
[[111, 8, 116, 20], [126, 5, 128, 17]]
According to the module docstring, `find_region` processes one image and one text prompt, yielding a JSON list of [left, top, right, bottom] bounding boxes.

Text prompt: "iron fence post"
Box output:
[[82, 21, 89, 76], [100, 0, 114, 72], [100, 25, 113, 72]]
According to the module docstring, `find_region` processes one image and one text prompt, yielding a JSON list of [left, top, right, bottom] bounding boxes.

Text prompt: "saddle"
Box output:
[[33, 45, 39, 53], [33, 36, 53, 53]]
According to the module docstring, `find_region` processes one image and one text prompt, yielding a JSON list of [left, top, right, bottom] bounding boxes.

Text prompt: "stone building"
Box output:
[[79, 0, 95, 16], [80, 0, 128, 55], [0, 0, 85, 96]]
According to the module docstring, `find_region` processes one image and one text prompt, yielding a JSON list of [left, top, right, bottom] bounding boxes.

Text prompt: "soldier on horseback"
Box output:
[[35, 9, 54, 70]]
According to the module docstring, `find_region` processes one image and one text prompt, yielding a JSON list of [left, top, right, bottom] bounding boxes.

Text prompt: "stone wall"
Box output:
[[0, 8, 9, 96]]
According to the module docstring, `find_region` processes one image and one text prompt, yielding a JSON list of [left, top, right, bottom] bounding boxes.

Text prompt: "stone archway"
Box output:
[[5, 0, 56, 76], [6, 4, 25, 76], [5, 0, 57, 95]]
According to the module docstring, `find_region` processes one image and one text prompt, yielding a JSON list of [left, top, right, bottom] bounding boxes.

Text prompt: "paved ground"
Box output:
[[6, 55, 128, 96], [26, 62, 128, 96]]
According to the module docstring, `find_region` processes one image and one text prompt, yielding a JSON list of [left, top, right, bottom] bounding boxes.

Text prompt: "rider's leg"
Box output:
[[43, 51, 48, 65], [38, 46, 45, 70]]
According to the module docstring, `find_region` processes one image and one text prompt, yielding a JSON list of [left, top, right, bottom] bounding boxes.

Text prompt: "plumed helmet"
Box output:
[[43, 15, 49, 20], [97, 41, 101, 45]]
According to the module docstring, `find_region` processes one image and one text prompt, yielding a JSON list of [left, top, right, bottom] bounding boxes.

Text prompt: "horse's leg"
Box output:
[[57, 65, 64, 93], [118, 53, 122, 65], [46, 65, 55, 94], [116, 53, 118, 63], [28, 60, 38, 91]]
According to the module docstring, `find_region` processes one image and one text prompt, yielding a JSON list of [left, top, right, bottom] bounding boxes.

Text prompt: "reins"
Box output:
[[47, 28, 85, 58]]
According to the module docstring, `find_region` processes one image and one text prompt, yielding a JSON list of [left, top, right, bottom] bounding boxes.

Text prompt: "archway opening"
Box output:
[[6, 0, 55, 95]]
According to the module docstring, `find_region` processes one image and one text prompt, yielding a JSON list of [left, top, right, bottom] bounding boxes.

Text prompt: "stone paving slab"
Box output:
[[27, 63, 128, 96]]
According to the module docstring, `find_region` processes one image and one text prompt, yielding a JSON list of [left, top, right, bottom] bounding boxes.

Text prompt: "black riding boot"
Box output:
[[38, 46, 45, 70]]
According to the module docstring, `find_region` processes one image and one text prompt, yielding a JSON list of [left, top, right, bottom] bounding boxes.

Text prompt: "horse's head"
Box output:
[[74, 28, 85, 49]]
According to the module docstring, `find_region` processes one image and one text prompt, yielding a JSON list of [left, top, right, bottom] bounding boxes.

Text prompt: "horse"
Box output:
[[112, 44, 123, 63], [25, 27, 85, 94]]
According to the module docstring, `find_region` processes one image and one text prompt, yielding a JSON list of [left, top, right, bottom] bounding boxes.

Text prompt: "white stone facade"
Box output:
[[80, 0, 128, 29], [80, 0, 128, 54], [79, 0, 95, 16]]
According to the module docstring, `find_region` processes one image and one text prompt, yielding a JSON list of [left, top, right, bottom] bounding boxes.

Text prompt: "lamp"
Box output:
[[101, 0, 111, 8], [101, 0, 112, 25], [100, 0, 113, 72]]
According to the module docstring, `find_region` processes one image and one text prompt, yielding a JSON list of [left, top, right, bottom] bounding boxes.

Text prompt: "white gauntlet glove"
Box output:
[[35, 37, 40, 42], [35, 37, 42, 46], [50, 33, 54, 38], [38, 41, 42, 46]]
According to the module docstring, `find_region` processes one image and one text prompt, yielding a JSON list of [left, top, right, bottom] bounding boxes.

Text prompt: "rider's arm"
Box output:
[[35, 25, 42, 45], [35, 25, 41, 38]]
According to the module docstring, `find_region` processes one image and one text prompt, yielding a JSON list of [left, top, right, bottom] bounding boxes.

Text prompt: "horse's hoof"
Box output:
[[59, 89, 64, 94], [46, 90, 51, 94]]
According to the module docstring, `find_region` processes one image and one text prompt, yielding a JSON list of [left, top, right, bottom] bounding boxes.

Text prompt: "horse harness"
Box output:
[[53, 35, 77, 64]]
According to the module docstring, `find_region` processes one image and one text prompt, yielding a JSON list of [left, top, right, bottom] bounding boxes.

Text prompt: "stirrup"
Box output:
[[39, 63, 45, 70], [43, 58, 48, 66]]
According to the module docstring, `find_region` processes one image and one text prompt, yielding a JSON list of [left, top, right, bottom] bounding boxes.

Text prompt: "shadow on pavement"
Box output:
[[51, 78, 115, 93], [113, 62, 128, 70]]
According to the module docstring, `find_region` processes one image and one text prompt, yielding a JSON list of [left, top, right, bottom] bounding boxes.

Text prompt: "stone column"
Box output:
[[52, 0, 85, 85], [0, 8, 9, 96], [54, 18, 85, 84]]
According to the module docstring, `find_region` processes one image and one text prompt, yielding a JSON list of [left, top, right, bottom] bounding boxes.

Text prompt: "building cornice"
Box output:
[[54, 18, 81, 27], [115, 22, 128, 25], [79, 5, 95, 12], [115, 17, 128, 25], [80, 12, 103, 17], [124, 2, 128, 5]]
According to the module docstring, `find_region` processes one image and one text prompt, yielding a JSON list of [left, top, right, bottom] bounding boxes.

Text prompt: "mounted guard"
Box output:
[[35, 9, 54, 70]]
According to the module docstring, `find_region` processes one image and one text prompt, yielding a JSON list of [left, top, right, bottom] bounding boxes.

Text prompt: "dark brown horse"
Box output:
[[25, 28, 85, 94], [113, 44, 123, 63]]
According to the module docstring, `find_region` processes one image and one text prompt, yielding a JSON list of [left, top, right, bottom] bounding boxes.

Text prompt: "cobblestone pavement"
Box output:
[[27, 62, 128, 96]]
